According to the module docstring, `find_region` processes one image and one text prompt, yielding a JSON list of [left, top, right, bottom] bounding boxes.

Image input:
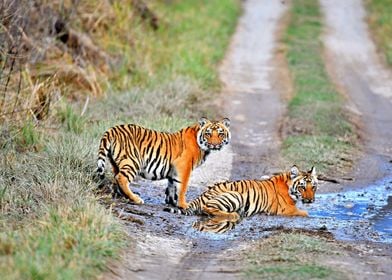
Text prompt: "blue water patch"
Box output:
[[307, 177, 392, 242]]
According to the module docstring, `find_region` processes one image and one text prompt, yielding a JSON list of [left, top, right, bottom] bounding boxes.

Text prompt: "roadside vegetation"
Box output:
[[244, 232, 346, 279], [0, 0, 240, 278], [366, 0, 392, 66], [280, 0, 358, 175]]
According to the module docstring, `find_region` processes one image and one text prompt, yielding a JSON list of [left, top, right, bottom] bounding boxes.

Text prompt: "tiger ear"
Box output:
[[198, 117, 209, 127], [310, 166, 317, 177], [221, 117, 230, 128], [290, 165, 299, 179]]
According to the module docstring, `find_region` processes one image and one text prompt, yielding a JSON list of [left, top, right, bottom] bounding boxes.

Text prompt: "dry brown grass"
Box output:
[[0, 0, 116, 125]]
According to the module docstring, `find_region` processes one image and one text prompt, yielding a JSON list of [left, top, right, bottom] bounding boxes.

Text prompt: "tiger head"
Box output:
[[197, 117, 231, 151], [288, 165, 318, 203]]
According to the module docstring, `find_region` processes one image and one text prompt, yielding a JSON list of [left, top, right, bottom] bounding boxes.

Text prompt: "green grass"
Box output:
[[244, 233, 345, 279], [58, 104, 86, 134], [0, 132, 125, 279], [282, 0, 356, 173], [93, 0, 240, 91], [16, 121, 42, 151], [0, 204, 124, 280], [366, 0, 392, 65]]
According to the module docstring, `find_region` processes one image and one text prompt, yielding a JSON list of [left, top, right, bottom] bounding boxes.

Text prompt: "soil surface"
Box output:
[[103, 0, 392, 279]]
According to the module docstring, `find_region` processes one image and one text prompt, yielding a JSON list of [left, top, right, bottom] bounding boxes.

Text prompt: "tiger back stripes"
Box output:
[[168, 166, 318, 221], [96, 117, 231, 209]]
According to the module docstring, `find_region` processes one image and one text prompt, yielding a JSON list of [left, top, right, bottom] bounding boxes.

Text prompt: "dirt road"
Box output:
[[105, 0, 392, 279], [219, 0, 287, 179]]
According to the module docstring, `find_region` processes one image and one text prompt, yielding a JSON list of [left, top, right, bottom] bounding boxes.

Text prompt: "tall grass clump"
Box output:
[[366, 0, 392, 65], [58, 104, 86, 134], [0, 133, 125, 279], [281, 0, 357, 174]]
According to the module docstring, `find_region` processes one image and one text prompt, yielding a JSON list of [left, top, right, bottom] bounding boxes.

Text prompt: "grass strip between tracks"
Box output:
[[281, 0, 357, 174], [366, 0, 392, 66], [244, 232, 346, 279]]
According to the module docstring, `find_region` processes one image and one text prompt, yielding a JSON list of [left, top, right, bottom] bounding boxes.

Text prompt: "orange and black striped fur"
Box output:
[[96, 117, 231, 209], [168, 166, 317, 221]]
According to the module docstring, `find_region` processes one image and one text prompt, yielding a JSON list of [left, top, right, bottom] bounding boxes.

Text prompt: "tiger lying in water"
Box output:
[[96, 117, 231, 209], [166, 165, 317, 221]]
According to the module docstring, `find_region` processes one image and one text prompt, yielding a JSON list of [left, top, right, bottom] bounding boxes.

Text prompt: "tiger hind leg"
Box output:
[[115, 160, 143, 204], [201, 205, 240, 222], [116, 173, 144, 204]]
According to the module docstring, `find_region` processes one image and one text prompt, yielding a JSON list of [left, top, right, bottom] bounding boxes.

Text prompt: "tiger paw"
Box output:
[[177, 202, 189, 210], [132, 196, 144, 205]]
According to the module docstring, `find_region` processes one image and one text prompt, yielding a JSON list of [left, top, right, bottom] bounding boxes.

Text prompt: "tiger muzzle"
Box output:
[[208, 144, 223, 150]]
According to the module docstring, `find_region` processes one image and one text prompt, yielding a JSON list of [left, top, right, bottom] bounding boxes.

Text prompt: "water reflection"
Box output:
[[192, 217, 238, 234], [369, 195, 392, 235]]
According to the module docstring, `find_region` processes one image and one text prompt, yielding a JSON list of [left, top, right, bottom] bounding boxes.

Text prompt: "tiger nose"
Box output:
[[208, 143, 222, 149]]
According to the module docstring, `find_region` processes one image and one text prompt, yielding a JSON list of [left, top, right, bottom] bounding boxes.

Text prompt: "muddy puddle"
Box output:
[[187, 176, 392, 244], [108, 173, 392, 246]]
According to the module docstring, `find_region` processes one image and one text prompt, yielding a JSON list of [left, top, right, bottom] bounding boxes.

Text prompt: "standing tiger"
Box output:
[[167, 165, 318, 221], [96, 117, 231, 209]]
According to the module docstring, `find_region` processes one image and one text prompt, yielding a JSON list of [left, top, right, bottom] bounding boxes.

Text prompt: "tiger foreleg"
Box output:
[[165, 179, 178, 206], [175, 164, 192, 209], [284, 207, 308, 217], [295, 209, 309, 217]]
